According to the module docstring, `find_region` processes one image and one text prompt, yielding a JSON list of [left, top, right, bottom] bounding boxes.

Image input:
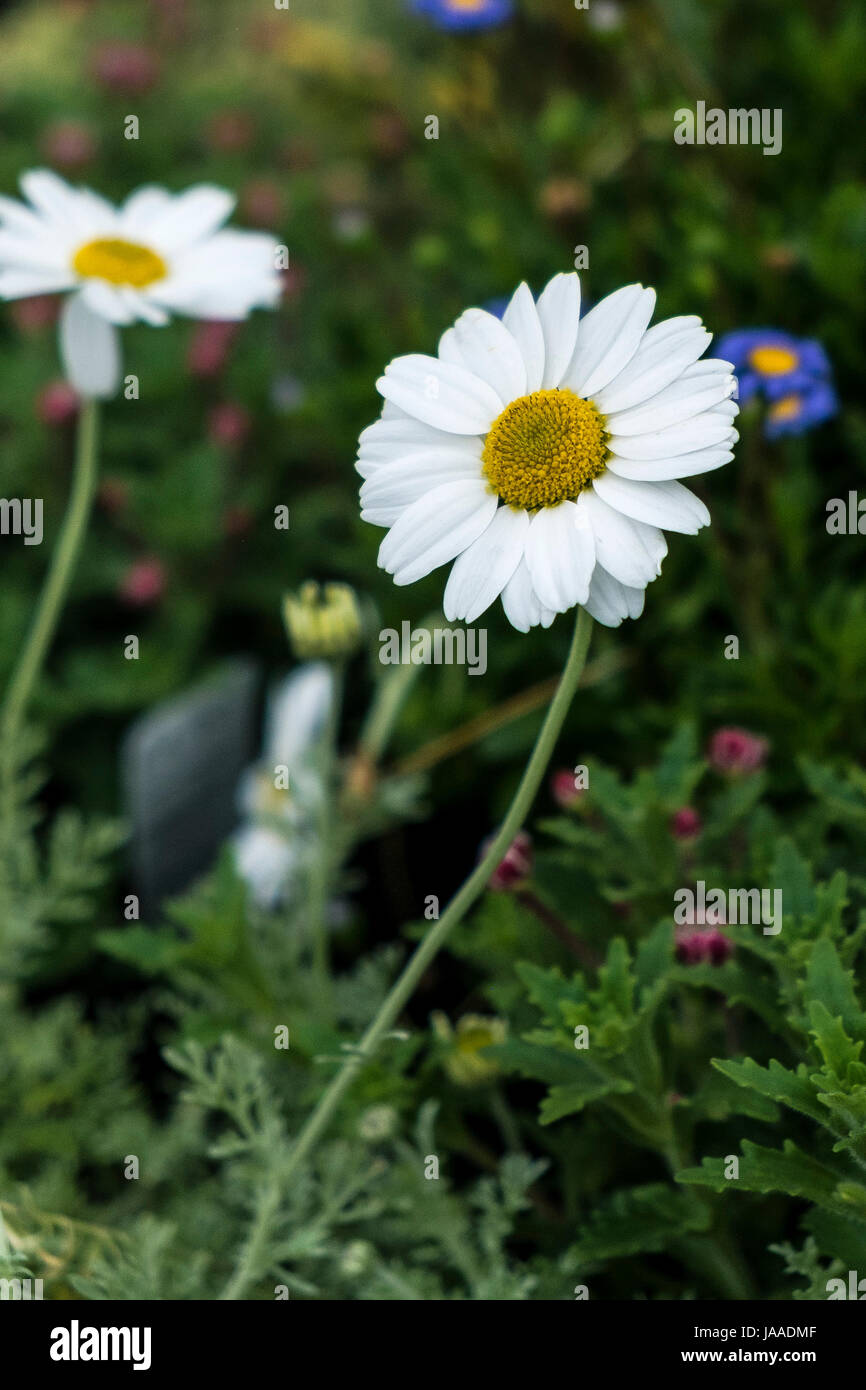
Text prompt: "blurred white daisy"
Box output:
[[233, 663, 334, 911], [357, 273, 737, 630], [0, 168, 281, 398]]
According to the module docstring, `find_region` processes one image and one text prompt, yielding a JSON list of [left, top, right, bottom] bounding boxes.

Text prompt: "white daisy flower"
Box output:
[[233, 663, 334, 910], [0, 168, 281, 398], [356, 273, 738, 630]]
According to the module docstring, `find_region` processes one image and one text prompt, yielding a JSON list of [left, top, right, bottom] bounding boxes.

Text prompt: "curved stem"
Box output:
[[284, 607, 594, 1182], [1, 399, 100, 744]]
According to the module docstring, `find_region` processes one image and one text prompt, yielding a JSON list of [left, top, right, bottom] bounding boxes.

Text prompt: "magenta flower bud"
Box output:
[[42, 120, 98, 171], [98, 477, 130, 517], [186, 320, 238, 378], [550, 768, 585, 809], [205, 110, 255, 154], [208, 402, 250, 450], [708, 727, 768, 776], [119, 557, 166, 607], [12, 295, 60, 335], [485, 830, 532, 892], [675, 926, 733, 966], [91, 42, 160, 95], [706, 929, 735, 966], [240, 179, 283, 227], [671, 806, 702, 840], [36, 380, 79, 427]]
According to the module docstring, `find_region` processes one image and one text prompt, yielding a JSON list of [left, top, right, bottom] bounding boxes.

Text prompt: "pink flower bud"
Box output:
[[41, 120, 98, 171], [186, 320, 238, 378], [208, 402, 250, 450], [98, 477, 130, 516], [11, 295, 60, 335], [675, 926, 734, 966], [205, 110, 255, 154], [706, 928, 735, 966], [240, 179, 283, 227], [36, 380, 79, 427], [223, 504, 253, 538], [119, 557, 166, 607], [91, 42, 160, 95], [485, 830, 532, 893], [550, 768, 585, 809], [707, 727, 768, 776], [670, 806, 702, 840]]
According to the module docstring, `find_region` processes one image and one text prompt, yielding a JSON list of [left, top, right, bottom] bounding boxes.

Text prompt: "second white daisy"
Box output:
[[357, 273, 737, 630], [0, 169, 281, 397]]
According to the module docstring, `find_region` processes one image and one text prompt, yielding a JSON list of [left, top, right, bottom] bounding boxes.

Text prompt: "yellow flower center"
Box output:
[[72, 237, 167, 289], [749, 345, 798, 376], [768, 393, 801, 422], [482, 388, 608, 511], [449, 0, 485, 9]]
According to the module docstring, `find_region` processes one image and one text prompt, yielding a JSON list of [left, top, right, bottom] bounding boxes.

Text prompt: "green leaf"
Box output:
[[712, 1057, 825, 1124], [570, 1183, 710, 1263]]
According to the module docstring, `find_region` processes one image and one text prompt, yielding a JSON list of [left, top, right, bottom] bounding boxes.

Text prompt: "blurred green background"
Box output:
[[1, 0, 866, 1302]]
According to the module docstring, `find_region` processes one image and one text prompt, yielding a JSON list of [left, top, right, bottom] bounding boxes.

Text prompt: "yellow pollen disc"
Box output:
[[72, 237, 167, 289], [768, 393, 801, 422], [482, 388, 608, 511], [449, 0, 485, 9], [749, 345, 798, 376]]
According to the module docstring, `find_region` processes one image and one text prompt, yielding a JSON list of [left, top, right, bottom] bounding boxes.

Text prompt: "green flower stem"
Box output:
[[1, 399, 100, 745], [284, 606, 594, 1182]]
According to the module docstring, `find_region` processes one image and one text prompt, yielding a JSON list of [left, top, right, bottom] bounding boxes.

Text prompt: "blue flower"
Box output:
[[716, 328, 831, 406], [410, 0, 514, 33], [716, 327, 836, 438], [763, 379, 838, 440]]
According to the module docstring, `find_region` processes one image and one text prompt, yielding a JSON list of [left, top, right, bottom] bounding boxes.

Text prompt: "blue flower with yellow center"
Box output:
[[764, 380, 838, 441], [716, 327, 836, 438], [410, 0, 514, 32], [716, 328, 830, 405]]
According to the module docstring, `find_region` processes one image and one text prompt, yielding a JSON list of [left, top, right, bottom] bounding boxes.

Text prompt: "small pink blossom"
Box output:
[[671, 807, 702, 840], [41, 120, 98, 171], [119, 557, 166, 607], [550, 768, 586, 810], [36, 380, 79, 427], [485, 830, 532, 893], [91, 42, 160, 95], [708, 727, 768, 776], [186, 320, 238, 378], [208, 402, 250, 450], [675, 926, 734, 966]]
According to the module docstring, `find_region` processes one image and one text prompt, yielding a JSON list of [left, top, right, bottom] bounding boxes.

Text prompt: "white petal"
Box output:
[[59, 294, 121, 399], [357, 415, 476, 478], [438, 307, 526, 405], [360, 445, 482, 517], [378, 479, 498, 585], [536, 272, 581, 388], [595, 320, 711, 415], [119, 186, 173, 231], [377, 354, 503, 434], [563, 284, 655, 397], [443, 506, 528, 623], [607, 446, 733, 481], [608, 415, 736, 460], [501, 558, 555, 632], [593, 473, 710, 534], [149, 230, 280, 319], [584, 564, 646, 628], [502, 281, 545, 392], [524, 500, 595, 612], [0, 267, 75, 297], [81, 278, 136, 324], [141, 185, 235, 253], [580, 489, 667, 589], [607, 372, 736, 435]]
